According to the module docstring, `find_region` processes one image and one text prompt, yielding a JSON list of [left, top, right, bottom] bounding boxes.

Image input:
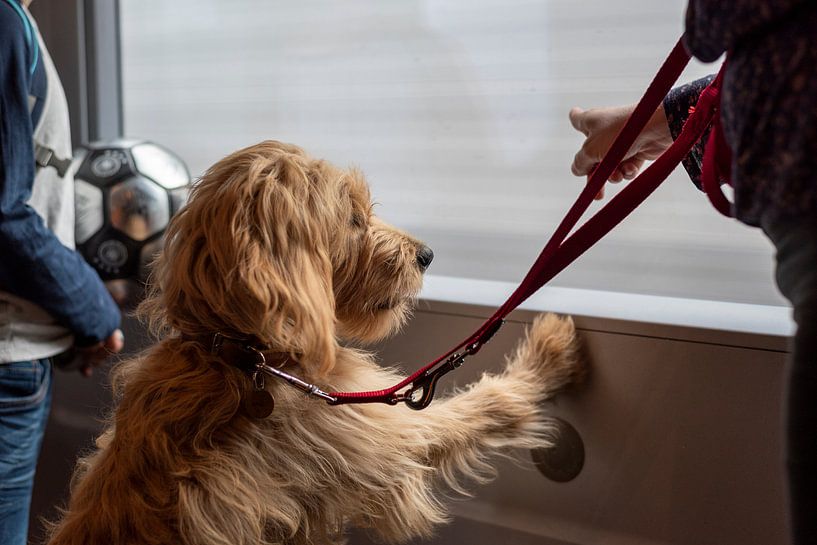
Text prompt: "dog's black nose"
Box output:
[[416, 245, 434, 271]]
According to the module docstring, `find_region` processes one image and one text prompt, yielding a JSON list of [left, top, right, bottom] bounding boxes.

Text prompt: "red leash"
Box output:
[[324, 37, 732, 409], [700, 69, 734, 217], [206, 37, 728, 410]]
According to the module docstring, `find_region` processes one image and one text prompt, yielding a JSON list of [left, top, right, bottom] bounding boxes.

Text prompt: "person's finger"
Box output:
[[620, 158, 645, 180], [104, 329, 125, 354], [80, 363, 93, 378], [571, 143, 599, 177], [569, 107, 589, 136], [75, 343, 112, 371], [609, 168, 626, 183]]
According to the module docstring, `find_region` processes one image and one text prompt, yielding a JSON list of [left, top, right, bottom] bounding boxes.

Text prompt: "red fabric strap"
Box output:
[[700, 68, 734, 217], [330, 37, 726, 406]]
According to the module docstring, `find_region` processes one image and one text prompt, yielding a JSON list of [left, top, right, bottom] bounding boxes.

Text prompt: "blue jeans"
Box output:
[[0, 359, 53, 545]]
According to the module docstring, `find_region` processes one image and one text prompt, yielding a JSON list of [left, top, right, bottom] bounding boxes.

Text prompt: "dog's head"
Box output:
[[142, 141, 432, 376]]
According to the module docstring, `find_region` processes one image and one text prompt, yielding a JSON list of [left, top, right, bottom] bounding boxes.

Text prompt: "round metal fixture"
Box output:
[[531, 417, 584, 483]]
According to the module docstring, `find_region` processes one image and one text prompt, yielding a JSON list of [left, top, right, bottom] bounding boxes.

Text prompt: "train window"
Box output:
[[121, 0, 783, 306]]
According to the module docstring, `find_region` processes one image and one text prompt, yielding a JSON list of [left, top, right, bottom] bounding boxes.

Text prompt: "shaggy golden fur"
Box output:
[[46, 141, 583, 545]]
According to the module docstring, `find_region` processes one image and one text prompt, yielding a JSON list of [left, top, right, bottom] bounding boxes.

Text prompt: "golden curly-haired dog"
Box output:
[[47, 141, 583, 545]]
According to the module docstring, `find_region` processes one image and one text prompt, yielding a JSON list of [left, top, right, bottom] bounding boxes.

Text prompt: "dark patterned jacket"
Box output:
[[663, 0, 817, 227]]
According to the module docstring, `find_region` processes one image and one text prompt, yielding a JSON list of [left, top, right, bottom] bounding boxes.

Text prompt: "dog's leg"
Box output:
[[401, 313, 582, 481], [348, 313, 582, 542]]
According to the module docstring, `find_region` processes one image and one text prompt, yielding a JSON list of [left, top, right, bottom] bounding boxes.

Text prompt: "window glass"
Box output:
[[121, 0, 784, 306]]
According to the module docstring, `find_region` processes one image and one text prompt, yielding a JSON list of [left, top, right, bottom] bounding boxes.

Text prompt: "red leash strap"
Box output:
[[700, 68, 734, 217], [329, 37, 726, 409]]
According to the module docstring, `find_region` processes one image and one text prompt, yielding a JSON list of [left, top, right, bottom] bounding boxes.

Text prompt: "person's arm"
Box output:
[[0, 6, 120, 347], [663, 74, 715, 189]]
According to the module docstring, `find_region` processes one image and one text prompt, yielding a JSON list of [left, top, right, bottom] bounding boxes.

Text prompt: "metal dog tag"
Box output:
[[244, 370, 274, 418], [244, 389, 275, 419]]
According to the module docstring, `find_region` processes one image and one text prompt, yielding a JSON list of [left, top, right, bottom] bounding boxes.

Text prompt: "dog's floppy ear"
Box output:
[[145, 142, 338, 376], [244, 243, 337, 376], [236, 149, 338, 375]]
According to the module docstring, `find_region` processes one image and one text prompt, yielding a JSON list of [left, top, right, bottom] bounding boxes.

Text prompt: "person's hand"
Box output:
[[74, 329, 125, 377], [569, 104, 673, 199]]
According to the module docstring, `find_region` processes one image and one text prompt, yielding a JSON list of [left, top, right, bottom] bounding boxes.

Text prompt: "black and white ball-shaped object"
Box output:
[[73, 140, 190, 297]]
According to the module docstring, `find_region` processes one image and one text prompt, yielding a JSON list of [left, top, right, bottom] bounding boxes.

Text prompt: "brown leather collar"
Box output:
[[181, 332, 292, 374]]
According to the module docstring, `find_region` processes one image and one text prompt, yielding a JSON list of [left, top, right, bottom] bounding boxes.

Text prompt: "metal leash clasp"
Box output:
[[252, 353, 338, 404], [211, 331, 227, 355], [247, 346, 267, 388], [398, 319, 506, 410], [208, 332, 337, 405], [400, 351, 466, 410], [244, 346, 275, 418]]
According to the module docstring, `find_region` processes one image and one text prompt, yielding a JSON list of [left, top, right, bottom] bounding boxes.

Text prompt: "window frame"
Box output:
[[30, 0, 123, 147]]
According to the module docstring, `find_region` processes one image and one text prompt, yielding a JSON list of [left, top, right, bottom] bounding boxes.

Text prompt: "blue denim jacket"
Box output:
[[0, 0, 119, 351]]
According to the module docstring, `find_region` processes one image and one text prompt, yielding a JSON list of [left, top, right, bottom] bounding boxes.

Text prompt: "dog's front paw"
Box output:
[[506, 313, 584, 398]]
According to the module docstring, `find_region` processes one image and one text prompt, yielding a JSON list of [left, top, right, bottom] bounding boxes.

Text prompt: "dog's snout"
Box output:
[[416, 245, 434, 271]]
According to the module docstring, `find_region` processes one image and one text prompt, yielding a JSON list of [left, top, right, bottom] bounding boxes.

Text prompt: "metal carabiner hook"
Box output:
[[398, 319, 507, 410], [402, 352, 466, 410]]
